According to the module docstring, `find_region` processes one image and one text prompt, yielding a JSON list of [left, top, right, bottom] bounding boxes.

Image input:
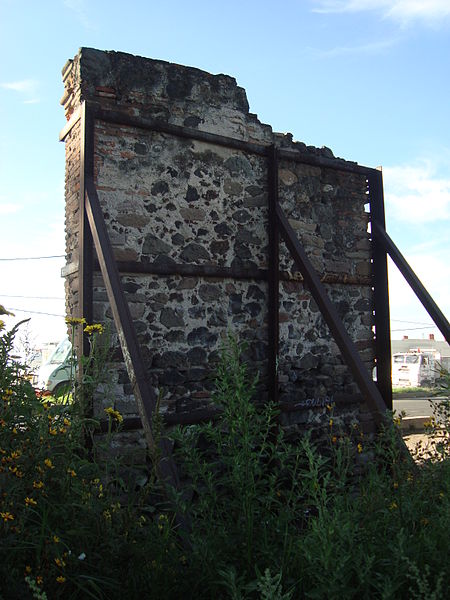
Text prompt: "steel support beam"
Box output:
[[78, 102, 94, 359], [84, 176, 182, 491], [368, 170, 392, 409], [276, 205, 389, 424], [267, 145, 280, 403], [373, 221, 450, 344]]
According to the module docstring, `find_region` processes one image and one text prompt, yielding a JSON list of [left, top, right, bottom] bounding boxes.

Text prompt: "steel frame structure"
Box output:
[[61, 100, 450, 480]]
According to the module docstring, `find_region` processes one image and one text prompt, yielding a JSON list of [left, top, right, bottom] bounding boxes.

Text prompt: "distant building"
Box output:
[[391, 334, 450, 372]]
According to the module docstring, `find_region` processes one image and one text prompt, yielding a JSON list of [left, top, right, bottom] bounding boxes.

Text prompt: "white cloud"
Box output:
[[1, 79, 39, 103], [383, 161, 450, 224], [308, 36, 398, 57], [64, 0, 95, 30], [0, 202, 22, 215], [311, 0, 450, 25]]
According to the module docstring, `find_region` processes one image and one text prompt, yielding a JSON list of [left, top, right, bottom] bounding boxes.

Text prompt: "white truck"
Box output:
[[392, 348, 440, 388]]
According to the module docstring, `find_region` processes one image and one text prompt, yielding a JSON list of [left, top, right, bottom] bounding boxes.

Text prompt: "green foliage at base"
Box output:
[[1, 323, 449, 599]]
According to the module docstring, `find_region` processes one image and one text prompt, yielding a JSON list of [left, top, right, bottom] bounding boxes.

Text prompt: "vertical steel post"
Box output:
[[267, 145, 279, 403], [368, 169, 392, 409], [78, 102, 94, 358]]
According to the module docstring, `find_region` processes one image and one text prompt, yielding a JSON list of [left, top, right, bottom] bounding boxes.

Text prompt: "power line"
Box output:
[[391, 319, 435, 326], [6, 307, 65, 318], [0, 294, 64, 300], [0, 255, 64, 261], [391, 326, 438, 332]]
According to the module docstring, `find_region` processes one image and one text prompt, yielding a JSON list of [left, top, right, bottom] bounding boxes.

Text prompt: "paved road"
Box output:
[[393, 396, 446, 418]]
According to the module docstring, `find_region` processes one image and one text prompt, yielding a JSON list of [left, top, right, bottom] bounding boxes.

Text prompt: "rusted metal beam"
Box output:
[[276, 204, 389, 424], [90, 103, 377, 176], [267, 145, 280, 404], [78, 103, 94, 359], [95, 260, 372, 285], [84, 175, 182, 492], [368, 170, 392, 409], [373, 220, 450, 344]]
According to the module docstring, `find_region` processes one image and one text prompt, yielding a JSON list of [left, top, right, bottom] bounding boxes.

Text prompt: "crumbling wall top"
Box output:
[[61, 48, 273, 143]]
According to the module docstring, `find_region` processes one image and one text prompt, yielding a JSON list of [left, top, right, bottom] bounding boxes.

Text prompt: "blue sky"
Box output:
[[0, 0, 449, 346]]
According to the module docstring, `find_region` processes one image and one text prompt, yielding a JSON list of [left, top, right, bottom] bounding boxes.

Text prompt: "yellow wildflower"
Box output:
[[104, 407, 123, 423], [1, 511, 14, 521], [33, 480, 44, 490], [103, 510, 111, 520], [49, 427, 58, 436], [393, 482, 399, 489], [25, 497, 37, 507], [63, 418, 71, 427], [44, 458, 54, 469], [389, 501, 398, 511], [329, 419, 333, 427], [357, 443, 363, 453], [54, 557, 66, 568], [84, 323, 104, 335], [0, 305, 14, 316], [67, 469, 77, 477], [12, 427, 18, 435], [36, 575, 43, 585], [53, 535, 60, 543], [56, 576, 66, 584], [331, 435, 337, 444], [65, 316, 86, 325], [25, 565, 32, 574]]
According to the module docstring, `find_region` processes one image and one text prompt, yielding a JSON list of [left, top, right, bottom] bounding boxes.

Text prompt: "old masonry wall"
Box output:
[[61, 48, 376, 453]]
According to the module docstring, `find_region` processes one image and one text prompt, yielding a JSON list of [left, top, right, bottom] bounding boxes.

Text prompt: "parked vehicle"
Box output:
[[392, 348, 440, 388], [37, 338, 72, 395]]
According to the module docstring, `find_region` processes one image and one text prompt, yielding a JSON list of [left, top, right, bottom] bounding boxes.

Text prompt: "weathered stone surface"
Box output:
[[63, 48, 376, 443], [180, 207, 206, 221], [198, 284, 221, 302], [142, 234, 171, 255], [180, 243, 210, 262], [160, 308, 185, 329]]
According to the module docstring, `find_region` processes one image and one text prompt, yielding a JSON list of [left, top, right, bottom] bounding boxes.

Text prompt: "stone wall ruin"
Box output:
[[61, 48, 377, 448]]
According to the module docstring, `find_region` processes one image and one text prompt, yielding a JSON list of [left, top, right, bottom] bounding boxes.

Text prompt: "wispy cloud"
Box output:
[[311, 1, 450, 25], [1, 79, 40, 103], [308, 36, 398, 58], [383, 160, 450, 224], [0, 202, 22, 216], [64, 0, 95, 30]]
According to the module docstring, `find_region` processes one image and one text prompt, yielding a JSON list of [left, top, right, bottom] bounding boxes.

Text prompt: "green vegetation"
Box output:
[[1, 319, 449, 599]]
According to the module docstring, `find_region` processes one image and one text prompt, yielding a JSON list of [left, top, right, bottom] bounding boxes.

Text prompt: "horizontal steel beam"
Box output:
[[93, 260, 372, 286], [88, 103, 377, 175]]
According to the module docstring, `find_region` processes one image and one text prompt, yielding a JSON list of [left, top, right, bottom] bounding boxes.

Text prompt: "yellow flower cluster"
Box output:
[[84, 323, 104, 335], [65, 316, 86, 326], [2, 389, 13, 402], [104, 407, 123, 423]]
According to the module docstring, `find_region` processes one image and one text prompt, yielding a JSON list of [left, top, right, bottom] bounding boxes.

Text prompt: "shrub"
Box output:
[[1, 323, 449, 599]]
